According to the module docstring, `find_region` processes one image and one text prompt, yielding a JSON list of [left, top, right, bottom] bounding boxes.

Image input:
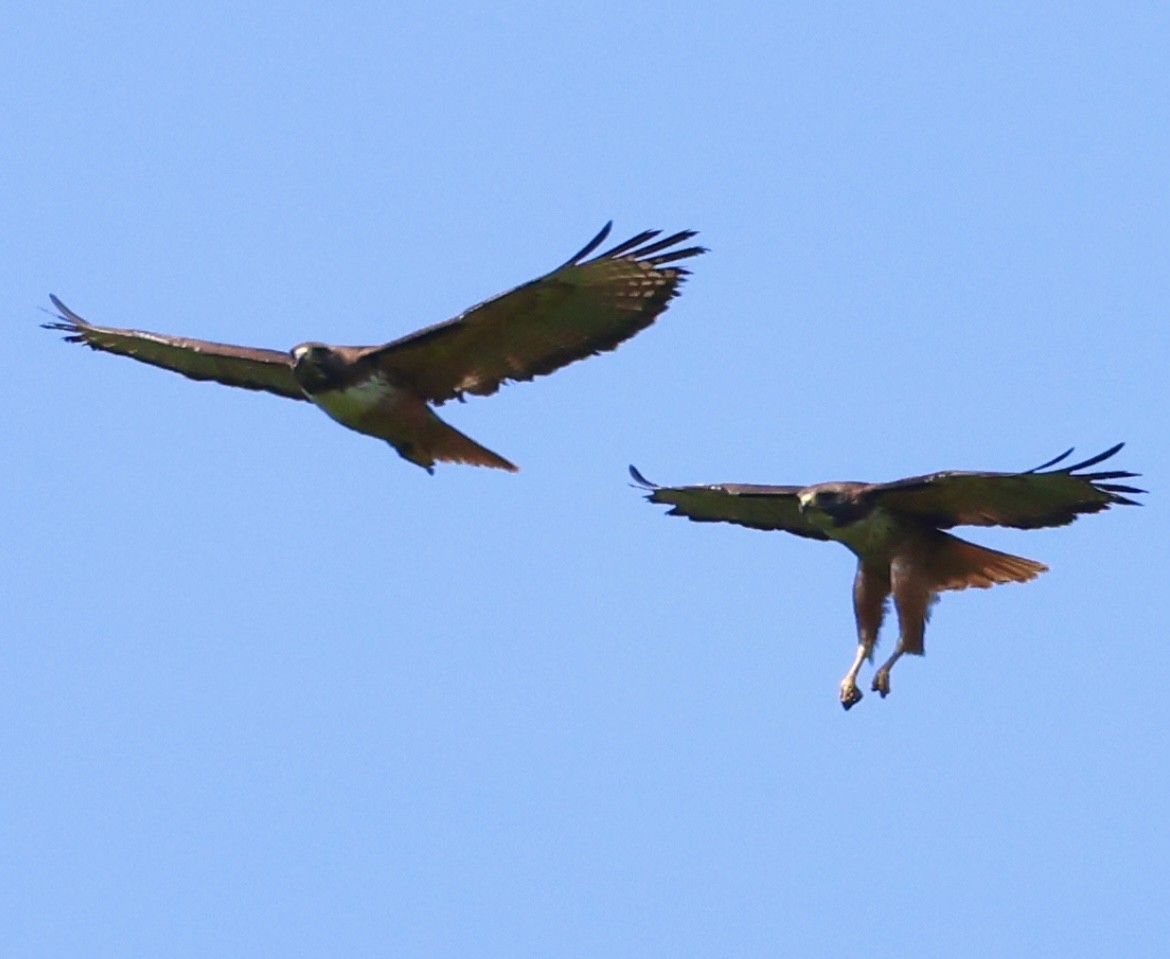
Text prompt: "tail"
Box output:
[[404, 413, 518, 473], [927, 531, 1047, 592]]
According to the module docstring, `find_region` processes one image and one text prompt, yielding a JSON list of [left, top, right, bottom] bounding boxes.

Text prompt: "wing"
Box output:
[[365, 223, 705, 404], [629, 466, 829, 540], [868, 443, 1144, 529], [43, 295, 306, 401]]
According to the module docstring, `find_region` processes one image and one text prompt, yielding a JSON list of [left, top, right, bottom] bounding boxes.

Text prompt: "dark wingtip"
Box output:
[[628, 464, 658, 490], [51, 294, 85, 323], [1061, 443, 1144, 507], [1029, 442, 1132, 478], [1064, 442, 1126, 475], [588, 227, 705, 266], [559, 221, 615, 268], [1027, 447, 1075, 473], [643, 242, 708, 267], [42, 294, 87, 337]]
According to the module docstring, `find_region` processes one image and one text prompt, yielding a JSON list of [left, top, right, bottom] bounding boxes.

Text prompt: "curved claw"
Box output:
[[871, 669, 891, 698]]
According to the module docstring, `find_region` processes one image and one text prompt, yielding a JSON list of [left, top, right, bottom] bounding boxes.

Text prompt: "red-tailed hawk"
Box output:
[[46, 222, 703, 473], [630, 445, 1143, 709]]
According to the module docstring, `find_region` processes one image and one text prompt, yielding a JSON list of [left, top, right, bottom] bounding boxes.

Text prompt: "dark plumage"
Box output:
[[631, 445, 1143, 709], [46, 222, 704, 473]]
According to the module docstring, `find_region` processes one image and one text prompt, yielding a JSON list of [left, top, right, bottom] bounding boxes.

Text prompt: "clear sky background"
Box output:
[[4, 2, 1168, 956]]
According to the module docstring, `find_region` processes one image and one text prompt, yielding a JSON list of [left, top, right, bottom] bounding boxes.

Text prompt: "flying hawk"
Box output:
[[630, 445, 1143, 709], [45, 222, 704, 473]]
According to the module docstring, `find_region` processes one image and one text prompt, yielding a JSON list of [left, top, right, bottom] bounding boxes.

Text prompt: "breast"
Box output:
[[308, 373, 410, 433], [826, 507, 908, 560]]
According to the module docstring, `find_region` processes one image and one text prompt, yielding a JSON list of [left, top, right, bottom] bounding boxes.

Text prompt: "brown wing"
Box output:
[[43, 295, 306, 401], [629, 466, 829, 540], [867, 443, 1144, 529], [364, 223, 705, 404]]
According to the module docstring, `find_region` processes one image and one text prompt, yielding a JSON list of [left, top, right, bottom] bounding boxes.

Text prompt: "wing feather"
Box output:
[[44, 296, 306, 401], [365, 224, 706, 404], [868, 443, 1144, 529], [629, 466, 829, 540]]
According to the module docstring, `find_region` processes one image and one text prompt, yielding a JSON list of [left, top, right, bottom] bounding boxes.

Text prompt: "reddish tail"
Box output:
[[421, 415, 518, 473], [927, 531, 1047, 592]]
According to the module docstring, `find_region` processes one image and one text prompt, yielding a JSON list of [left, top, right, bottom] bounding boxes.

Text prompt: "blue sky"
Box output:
[[4, 2, 1168, 956]]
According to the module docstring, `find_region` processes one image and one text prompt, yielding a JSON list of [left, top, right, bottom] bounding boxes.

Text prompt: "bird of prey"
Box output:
[[45, 222, 704, 473], [630, 445, 1142, 710]]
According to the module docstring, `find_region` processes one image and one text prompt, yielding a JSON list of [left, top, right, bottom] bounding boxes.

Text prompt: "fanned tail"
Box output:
[[927, 531, 1047, 591]]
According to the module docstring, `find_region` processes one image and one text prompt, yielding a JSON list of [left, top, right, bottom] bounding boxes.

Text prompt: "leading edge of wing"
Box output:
[[45, 295, 307, 401], [376, 222, 707, 356], [868, 443, 1145, 529], [629, 465, 829, 539]]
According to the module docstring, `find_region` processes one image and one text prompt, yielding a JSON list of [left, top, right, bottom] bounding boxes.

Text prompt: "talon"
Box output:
[[871, 670, 891, 698], [840, 683, 863, 710]]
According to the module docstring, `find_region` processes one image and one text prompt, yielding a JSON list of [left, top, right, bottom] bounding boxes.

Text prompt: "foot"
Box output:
[[871, 669, 891, 698], [840, 681, 863, 710]]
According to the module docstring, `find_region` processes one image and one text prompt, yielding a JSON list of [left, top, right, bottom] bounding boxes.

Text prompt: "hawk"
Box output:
[[630, 445, 1142, 709], [46, 222, 703, 473]]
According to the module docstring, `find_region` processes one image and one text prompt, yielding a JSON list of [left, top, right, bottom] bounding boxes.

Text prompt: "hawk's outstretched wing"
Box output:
[[629, 466, 829, 540], [366, 223, 705, 404], [866, 443, 1144, 529], [43, 295, 306, 401]]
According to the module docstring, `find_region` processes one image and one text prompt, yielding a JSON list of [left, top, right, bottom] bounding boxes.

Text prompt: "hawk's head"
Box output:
[[291, 343, 349, 393], [798, 483, 868, 527]]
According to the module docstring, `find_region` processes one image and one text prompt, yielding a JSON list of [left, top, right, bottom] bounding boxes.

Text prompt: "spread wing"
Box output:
[[866, 443, 1144, 529], [629, 466, 829, 540], [365, 223, 705, 404], [43, 295, 306, 401]]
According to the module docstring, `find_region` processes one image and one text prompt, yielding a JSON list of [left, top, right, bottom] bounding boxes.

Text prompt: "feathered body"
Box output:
[[632, 445, 1143, 709], [46, 222, 704, 473]]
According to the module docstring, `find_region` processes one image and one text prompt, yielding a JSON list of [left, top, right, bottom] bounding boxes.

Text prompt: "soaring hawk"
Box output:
[[46, 222, 703, 473], [630, 445, 1142, 709]]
